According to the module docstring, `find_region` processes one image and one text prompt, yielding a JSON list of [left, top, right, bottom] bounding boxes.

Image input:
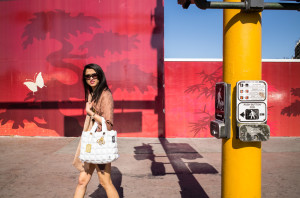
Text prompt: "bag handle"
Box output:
[[101, 116, 108, 131], [89, 116, 108, 134], [90, 122, 98, 134]]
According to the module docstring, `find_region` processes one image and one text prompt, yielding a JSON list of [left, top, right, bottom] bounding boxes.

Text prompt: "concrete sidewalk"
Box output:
[[0, 136, 299, 198]]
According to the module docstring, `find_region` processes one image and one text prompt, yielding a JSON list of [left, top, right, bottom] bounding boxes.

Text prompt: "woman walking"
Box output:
[[73, 63, 119, 198]]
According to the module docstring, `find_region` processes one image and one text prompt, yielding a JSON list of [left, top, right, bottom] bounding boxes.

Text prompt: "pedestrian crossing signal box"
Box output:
[[210, 82, 231, 139], [236, 80, 270, 142]]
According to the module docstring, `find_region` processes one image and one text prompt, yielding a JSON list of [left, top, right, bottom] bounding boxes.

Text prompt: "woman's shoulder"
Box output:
[[101, 89, 113, 98], [97, 89, 113, 104], [93, 89, 113, 111]]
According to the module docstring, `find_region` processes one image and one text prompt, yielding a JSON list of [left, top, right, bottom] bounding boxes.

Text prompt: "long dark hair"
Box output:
[[82, 63, 110, 103]]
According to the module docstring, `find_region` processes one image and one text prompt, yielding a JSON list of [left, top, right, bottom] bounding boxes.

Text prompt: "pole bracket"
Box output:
[[179, 0, 300, 11]]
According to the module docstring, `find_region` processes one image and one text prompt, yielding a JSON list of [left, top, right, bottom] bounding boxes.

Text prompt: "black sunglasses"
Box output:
[[84, 73, 98, 80]]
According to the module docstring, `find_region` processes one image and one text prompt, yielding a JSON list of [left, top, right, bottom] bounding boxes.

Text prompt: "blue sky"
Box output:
[[164, 0, 300, 59]]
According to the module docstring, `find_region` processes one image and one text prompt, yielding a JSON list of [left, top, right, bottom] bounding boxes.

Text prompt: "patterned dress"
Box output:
[[72, 89, 114, 172]]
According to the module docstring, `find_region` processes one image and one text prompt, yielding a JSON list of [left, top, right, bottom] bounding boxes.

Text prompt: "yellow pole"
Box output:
[[222, 1, 262, 198]]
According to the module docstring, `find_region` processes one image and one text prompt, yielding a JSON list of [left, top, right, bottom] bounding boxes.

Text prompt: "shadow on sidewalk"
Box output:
[[134, 138, 218, 198], [89, 166, 124, 198]]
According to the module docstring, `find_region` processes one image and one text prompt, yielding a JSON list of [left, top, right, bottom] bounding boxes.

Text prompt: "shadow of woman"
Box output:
[[89, 166, 124, 198]]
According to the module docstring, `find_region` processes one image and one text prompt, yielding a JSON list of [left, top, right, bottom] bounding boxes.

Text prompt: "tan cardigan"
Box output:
[[72, 90, 114, 172]]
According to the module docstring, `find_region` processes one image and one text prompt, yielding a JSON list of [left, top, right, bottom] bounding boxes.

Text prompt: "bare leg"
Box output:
[[74, 164, 96, 198], [96, 163, 119, 198]]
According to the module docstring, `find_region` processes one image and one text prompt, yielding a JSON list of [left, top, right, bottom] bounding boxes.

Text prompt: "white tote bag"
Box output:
[[79, 117, 119, 164]]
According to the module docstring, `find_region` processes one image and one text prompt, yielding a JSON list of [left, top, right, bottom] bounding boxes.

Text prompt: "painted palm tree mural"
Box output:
[[79, 32, 156, 93], [22, 9, 145, 100], [105, 59, 157, 93], [0, 7, 158, 136], [22, 10, 101, 101], [281, 88, 300, 117], [184, 66, 222, 136], [79, 31, 139, 57]]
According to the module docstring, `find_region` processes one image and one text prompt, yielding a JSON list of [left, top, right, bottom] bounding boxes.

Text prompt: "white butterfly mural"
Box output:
[[24, 72, 46, 95]]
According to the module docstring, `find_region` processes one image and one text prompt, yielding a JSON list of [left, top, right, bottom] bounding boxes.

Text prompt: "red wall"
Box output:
[[0, 0, 164, 137], [165, 60, 300, 137], [0, 1, 299, 138], [165, 61, 222, 138], [262, 61, 300, 136]]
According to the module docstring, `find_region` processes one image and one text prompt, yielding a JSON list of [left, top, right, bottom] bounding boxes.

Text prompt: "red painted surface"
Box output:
[[0, 1, 299, 137], [0, 0, 163, 137], [165, 61, 300, 138], [262, 62, 300, 137], [165, 61, 223, 138]]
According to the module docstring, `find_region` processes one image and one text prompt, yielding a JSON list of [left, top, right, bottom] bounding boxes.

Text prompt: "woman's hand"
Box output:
[[85, 102, 93, 116]]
